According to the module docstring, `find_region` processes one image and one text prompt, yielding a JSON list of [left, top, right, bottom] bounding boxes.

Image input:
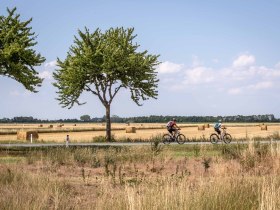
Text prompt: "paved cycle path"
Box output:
[[0, 140, 279, 148]]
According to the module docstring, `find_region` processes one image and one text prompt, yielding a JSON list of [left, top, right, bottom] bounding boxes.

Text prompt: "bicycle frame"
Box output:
[[220, 128, 227, 139], [171, 129, 180, 138]]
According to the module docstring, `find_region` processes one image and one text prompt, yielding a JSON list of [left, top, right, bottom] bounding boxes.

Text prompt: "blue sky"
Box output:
[[1, 0, 280, 119]]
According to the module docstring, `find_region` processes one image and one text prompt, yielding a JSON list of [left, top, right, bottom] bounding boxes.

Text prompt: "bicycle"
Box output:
[[210, 127, 232, 144], [162, 129, 186, 144]]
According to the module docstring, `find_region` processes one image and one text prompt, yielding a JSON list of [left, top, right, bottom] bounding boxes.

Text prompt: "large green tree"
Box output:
[[53, 27, 159, 141], [0, 7, 45, 92]]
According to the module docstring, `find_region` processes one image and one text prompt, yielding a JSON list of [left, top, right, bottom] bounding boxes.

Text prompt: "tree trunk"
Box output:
[[105, 104, 111, 141]]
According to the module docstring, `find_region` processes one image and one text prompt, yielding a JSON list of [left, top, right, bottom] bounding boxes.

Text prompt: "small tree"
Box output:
[[0, 7, 45, 92], [53, 27, 159, 141], [80, 115, 91, 122]]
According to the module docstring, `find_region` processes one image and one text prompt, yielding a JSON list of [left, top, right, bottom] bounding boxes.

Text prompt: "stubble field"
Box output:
[[0, 122, 280, 142]]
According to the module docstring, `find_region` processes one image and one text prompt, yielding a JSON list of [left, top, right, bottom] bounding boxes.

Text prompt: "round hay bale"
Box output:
[[127, 122, 130, 126], [49, 125, 53, 128], [38, 124, 43, 127], [17, 131, 39, 141], [204, 124, 210, 128], [261, 125, 267, 130], [57, 124, 64, 127], [126, 127, 136, 133], [198, 125, 205, 131]]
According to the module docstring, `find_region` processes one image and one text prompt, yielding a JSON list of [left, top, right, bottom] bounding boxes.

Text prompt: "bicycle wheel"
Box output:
[[176, 134, 186, 144], [223, 133, 232, 144], [162, 134, 172, 144], [210, 133, 219, 144]]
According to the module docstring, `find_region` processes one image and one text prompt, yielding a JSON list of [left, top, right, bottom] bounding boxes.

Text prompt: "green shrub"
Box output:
[[221, 144, 242, 159]]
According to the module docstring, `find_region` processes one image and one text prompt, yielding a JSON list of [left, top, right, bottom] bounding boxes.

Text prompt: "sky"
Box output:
[[1, 0, 280, 119]]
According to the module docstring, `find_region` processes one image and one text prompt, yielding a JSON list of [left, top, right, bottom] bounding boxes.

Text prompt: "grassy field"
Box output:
[[0, 141, 280, 209], [0, 123, 280, 142]]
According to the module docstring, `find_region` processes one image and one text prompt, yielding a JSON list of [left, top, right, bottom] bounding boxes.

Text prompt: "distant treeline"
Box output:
[[0, 114, 279, 123]]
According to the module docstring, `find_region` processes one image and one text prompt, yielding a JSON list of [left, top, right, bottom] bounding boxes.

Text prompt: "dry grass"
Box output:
[[1, 142, 280, 209]]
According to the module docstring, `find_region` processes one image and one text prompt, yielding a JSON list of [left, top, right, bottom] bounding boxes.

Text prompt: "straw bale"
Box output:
[[17, 131, 39, 140], [204, 124, 210, 128], [261, 125, 267, 130], [49, 125, 53, 128], [198, 125, 205, 130], [38, 124, 43, 127], [126, 127, 136, 133]]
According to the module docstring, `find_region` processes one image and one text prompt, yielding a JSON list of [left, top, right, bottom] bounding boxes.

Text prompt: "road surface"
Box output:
[[0, 140, 279, 148]]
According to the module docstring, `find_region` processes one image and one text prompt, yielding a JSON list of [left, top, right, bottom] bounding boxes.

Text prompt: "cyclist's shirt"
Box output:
[[166, 121, 176, 128]]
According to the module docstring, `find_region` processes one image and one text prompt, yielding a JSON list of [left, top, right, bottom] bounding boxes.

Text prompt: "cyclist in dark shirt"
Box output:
[[166, 118, 180, 137]]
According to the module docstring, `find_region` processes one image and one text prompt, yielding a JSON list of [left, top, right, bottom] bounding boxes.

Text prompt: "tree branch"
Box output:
[[85, 85, 98, 95], [109, 83, 123, 104], [93, 82, 106, 106]]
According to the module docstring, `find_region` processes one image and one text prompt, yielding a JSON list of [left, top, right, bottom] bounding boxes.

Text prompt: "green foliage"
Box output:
[[80, 114, 91, 121], [221, 144, 242, 159], [53, 27, 159, 108], [202, 158, 211, 172], [193, 144, 201, 157], [150, 135, 163, 155], [0, 7, 45, 92]]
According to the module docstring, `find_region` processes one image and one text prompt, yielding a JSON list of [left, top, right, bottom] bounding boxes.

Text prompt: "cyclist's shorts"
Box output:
[[168, 127, 176, 134], [215, 128, 221, 134]]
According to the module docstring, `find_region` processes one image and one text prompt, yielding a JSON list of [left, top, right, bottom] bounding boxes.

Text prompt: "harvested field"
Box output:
[[0, 123, 280, 142]]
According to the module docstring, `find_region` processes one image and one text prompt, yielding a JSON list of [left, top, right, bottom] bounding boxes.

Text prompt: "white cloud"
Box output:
[[159, 53, 280, 99], [222, 65, 280, 82], [157, 61, 183, 74], [228, 88, 242, 95], [169, 84, 186, 91], [44, 60, 57, 68], [40, 60, 57, 80], [39, 71, 53, 80], [184, 66, 215, 85], [233, 54, 255, 68], [248, 81, 273, 90]]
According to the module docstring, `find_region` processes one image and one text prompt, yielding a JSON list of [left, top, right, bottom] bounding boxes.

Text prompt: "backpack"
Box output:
[[214, 123, 220, 129], [166, 121, 173, 128]]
